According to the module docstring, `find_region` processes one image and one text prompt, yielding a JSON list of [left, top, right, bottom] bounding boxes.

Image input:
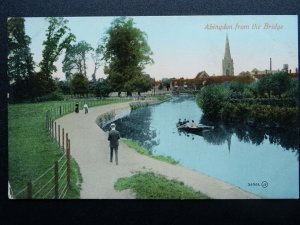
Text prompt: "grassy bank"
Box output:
[[153, 94, 172, 102], [114, 172, 210, 199], [122, 139, 179, 165], [9, 101, 82, 198], [9, 98, 128, 199]]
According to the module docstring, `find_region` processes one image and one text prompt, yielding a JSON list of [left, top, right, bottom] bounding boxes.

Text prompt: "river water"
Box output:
[[102, 96, 299, 198]]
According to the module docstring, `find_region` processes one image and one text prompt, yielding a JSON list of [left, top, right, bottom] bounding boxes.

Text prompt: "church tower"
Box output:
[[222, 34, 234, 76]]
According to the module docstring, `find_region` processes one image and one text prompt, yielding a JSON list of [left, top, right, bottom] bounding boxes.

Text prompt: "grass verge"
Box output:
[[122, 139, 179, 165], [114, 172, 210, 199], [9, 98, 129, 199]]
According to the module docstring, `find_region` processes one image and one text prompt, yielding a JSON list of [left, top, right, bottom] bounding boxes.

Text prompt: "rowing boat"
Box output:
[[177, 124, 214, 133]]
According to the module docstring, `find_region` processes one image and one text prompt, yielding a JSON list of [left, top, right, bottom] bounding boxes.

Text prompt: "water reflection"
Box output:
[[177, 122, 298, 156], [99, 96, 298, 197], [199, 113, 299, 153], [102, 106, 159, 151]]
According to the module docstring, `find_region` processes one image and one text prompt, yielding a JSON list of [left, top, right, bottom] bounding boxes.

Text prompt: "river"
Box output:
[[102, 96, 299, 198]]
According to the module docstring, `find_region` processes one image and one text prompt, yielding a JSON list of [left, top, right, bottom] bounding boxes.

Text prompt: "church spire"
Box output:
[[222, 34, 234, 76], [224, 34, 231, 58]]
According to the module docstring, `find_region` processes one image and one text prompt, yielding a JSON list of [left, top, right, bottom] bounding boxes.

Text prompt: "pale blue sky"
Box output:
[[24, 15, 298, 80]]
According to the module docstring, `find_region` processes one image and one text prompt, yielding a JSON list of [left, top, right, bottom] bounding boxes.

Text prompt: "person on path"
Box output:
[[108, 123, 120, 165], [83, 103, 88, 114]]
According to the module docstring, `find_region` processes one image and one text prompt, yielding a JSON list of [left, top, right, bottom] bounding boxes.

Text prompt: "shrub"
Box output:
[[221, 103, 297, 127], [196, 84, 229, 120], [33, 91, 64, 102]]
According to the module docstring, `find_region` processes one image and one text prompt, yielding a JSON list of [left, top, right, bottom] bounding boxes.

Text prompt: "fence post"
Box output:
[[27, 181, 32, 199], [66, 133, 68, 150], [58, 125, 61, 147], [62, 128, 65, 151], [67, 139, 71, 191], [46, 112, 48, 130], [54, 161, 59, 199], [52, 119, 54, 138], [60, 106, 62, 116], [55, 122, 57, 141], [48, 112, 51, 133]]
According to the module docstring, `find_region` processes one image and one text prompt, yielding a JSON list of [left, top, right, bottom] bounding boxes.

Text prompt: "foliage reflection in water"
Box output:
[[102, 96, 299, 198]]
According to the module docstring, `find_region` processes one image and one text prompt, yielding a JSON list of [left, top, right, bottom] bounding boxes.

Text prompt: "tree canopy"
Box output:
[[39, 17, 75, 78], [102, 17, 154, 96], [62, 40, 93, 80], [70, 73, 89, 96], [8, 17, 35, 102]]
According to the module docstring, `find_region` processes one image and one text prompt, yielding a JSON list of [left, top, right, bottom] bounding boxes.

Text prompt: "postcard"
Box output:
[[7, 15, 298, 200]]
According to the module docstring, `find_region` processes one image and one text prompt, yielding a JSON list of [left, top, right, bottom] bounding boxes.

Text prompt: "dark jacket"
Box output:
[[108, 129, 120, 148]]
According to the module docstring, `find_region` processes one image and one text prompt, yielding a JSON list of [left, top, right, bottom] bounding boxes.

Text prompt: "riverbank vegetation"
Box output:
[[122, 139, 179, 165], [196, 71, 298, 128], [129, 94, 172, 110], [114, 172, 209, 199], [154, 94, 172, 102]]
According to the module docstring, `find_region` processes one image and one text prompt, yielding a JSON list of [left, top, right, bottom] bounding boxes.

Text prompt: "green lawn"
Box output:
[[114, 172, 210, 199], [9, 98, 128, 199], [122, 139, 179, 165]]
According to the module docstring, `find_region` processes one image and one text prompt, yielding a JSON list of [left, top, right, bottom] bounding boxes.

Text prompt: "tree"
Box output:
[[162, 78, 171, 91], [229, 81, 245, 99], [92, 79, 112, 98], [102, 17, 154, 96], [91, 43, 103, 82], [286, 78, 298, 100], [8, 17, 35, 101], [70, 73, 89, 96], [257, 75, 272, 98], [196, 84, 229, 120], [124, 73, 153, 96], [27, 71, 57, 99], [269, 71, 291, 98], [57, 80, 71, 95], [62, 41, 93, 80], [40, 17, 75, 78]]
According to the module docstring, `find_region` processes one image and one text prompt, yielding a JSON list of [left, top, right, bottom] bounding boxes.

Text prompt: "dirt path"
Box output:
[[56, 102, 260, 199]]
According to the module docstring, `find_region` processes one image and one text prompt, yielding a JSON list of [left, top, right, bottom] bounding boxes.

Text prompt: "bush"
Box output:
[[196, 84, 229, 120], [70, 73, 89, 96], [228, 98, 297, 107], [221, 103, 297, 127], [33, 91, 64, 102]]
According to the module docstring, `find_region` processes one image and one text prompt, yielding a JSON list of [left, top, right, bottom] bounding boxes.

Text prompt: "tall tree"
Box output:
[[39, 17, 75, 78], [102, 17, 154, 96], [8, 17, 34, 83], [8, 17, 35, 101], [62, 41, 93, 80], [91, 43, 103, 82]]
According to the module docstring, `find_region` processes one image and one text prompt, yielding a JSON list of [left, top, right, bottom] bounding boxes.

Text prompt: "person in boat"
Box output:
[[190, 120, 196, 128], [182, 119, 187, 126], [177, 119, 183, 127]]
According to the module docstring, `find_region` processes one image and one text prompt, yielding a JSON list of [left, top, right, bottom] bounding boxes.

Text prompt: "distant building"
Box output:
[[251, 64, 290, 76], [195, 71, 209, 79], [283, 64, 289, 72], [222, 34, 234, 76]]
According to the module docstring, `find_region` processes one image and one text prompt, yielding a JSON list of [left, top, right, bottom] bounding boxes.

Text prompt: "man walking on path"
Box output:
[[108, 123, 120, 165], [83, 103, 89, 114]]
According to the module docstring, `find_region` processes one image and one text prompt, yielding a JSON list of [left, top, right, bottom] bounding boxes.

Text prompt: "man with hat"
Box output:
[[108, 123, 120, 165]]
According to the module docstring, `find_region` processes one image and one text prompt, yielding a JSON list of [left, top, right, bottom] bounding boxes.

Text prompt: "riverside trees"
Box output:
[[196, 71, 297, 127], [102, 17, 154, 96]]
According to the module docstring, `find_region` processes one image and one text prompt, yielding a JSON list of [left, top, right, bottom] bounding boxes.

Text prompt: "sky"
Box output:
[[24, 15, 298, 81]]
